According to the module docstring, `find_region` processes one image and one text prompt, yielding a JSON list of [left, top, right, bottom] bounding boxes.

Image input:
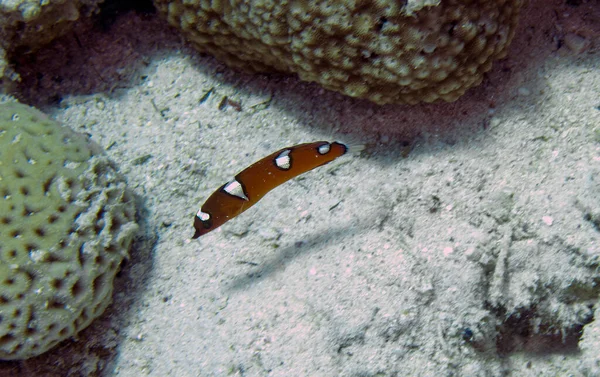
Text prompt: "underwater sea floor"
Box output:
[[1, 0, 599, 375]]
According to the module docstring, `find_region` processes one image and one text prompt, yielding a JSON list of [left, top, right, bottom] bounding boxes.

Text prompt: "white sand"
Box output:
[[1, 0, 599, 375]]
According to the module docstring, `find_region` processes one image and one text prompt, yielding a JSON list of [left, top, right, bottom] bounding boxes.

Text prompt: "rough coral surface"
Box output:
[[153, 0, 525, 104], [0, 0, 104, 83], [0, 0, 104, 51], [0, 102, 137, 360]]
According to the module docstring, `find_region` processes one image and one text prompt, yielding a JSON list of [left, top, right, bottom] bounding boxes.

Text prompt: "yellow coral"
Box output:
[[154, 0, 525, 104]]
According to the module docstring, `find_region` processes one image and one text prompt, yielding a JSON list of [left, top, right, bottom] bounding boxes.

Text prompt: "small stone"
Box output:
[[542, 216, 554, 226], [443, 247, 454, 257], [464, 247, 482, 261], [518, 87, 531, 96], [489, 117, 501, 128], [564, 33, 590, 54]]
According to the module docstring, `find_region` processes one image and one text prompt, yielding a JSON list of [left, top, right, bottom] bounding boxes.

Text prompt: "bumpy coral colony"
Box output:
[[0, 102, 137, 360], [0, 1, 105, 82], [154, 0, 525, 104], [0, 0, 103, 50]]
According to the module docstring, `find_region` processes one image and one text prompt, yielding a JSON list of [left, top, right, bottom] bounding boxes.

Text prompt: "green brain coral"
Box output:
[[0, 102, 137, 360], [154, 0, 525, 104]]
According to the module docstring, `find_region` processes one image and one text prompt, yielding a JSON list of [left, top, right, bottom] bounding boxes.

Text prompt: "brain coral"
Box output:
[[0, 102, 137, 360], [154, 0, 525, 104]]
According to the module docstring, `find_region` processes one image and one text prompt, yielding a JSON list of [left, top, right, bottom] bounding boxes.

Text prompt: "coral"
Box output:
[[0, 102, 137, 360], [153, 0, 525, 104], [0, 0, 104, 51], [0, 0, 105, 83]]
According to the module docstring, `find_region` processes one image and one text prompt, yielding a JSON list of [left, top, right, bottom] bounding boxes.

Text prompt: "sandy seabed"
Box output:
[[1, 0, 599, 376]]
